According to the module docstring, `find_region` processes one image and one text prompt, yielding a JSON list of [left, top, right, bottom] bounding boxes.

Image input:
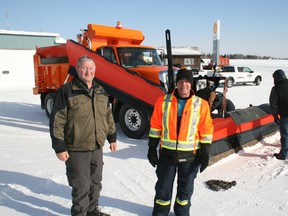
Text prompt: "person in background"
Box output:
[[147, 69, 214, 215], [131, 51, 147, 66], [195, 86, 216, 110], [210, 90, 235, 118], [269, 69, 288, 160], [49, 56, 117, 216], [196, 86, 235, 118]]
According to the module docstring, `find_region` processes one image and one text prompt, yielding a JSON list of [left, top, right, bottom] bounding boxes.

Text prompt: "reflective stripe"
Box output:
[[161, 94, 202, 150], [188, 96, 201, 141], [176, 197, 189, 206], [200, 134, 213, 143], [155, 199, 171, 206], [161, 139, 198, 150], [162, 95, 172, 139], [149, 128, 161, 138]]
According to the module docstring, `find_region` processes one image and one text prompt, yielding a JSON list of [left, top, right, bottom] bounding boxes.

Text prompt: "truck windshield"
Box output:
[[117, 48, 163, 68]]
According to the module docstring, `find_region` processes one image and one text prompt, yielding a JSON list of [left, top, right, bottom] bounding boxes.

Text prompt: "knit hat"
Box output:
[[176, 69, 193, 85], [273, 69, 287, 85]]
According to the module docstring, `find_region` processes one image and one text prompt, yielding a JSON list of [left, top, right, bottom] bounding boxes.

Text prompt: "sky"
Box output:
[[0, 59, 288, 215], [0, 0, 288, 58]]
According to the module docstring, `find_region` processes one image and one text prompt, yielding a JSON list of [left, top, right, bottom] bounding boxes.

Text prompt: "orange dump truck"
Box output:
[[78, 22, 166, 84], [33, 24, 278, 161], [33, 22, 169, 139]]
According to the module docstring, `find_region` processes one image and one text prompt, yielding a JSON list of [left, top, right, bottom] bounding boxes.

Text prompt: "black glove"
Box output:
[[147, 148, 158, 167], [147, 137, 159, 167], [199, 143, 211, 173]]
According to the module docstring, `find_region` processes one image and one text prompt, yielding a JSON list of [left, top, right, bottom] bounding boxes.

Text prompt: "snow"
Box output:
[[0, 59, 288, 216]]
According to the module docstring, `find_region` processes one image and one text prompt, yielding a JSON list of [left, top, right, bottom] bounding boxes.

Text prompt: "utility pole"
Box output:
[[6, 10, 10, 30]]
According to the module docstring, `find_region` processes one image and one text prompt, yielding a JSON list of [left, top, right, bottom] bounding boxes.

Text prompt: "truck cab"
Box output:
[[96, 45, 167, 84]]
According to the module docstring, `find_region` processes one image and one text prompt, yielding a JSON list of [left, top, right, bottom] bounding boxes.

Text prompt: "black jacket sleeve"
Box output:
[[269, 87, 278, 117], [148, 137, 160, 149], [49, 85, 69, 153]]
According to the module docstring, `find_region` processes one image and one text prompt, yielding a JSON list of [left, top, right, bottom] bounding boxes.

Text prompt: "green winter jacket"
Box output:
[[50, 77, 117, 153]]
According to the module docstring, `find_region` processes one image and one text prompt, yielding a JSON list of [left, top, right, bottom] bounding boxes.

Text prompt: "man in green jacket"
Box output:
[[50, 56, 117, 216]]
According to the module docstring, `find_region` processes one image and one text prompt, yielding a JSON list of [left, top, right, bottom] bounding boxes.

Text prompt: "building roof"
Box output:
[[0, 29, 66, 49], [158, 46, 203, 56], [0, 29, 60, 37]]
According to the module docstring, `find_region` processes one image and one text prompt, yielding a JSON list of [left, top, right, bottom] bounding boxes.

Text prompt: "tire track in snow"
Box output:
[[229, 186, 288, 216]]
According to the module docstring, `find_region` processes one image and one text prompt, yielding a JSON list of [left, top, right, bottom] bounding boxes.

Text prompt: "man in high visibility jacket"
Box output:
[[147, 69, 214, 216]]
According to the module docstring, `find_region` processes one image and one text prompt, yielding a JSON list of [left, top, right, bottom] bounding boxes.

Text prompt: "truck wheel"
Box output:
[[119, 104, 150, 139], [254, 77, 261, 86], [226, 78, 234, 88], [44, 93, 55, 118], [197, 81, 206, 90]]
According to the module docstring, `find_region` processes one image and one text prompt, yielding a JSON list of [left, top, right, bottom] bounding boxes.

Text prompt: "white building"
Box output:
[[0, 30, 65, 88]]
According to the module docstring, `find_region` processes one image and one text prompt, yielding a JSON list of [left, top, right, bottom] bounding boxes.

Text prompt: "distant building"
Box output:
[[0, 29, 65, 87], [0, 29, 65, 49], [159, 46, 203, 70]]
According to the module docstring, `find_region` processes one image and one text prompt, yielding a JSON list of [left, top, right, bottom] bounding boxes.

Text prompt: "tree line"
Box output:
[[203, 53, 287, 60]]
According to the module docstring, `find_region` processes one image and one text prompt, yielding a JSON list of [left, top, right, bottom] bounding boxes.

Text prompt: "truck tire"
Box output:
[[226, 78, 234, 88], [254, 77, 261, 86], [119, 104, 150, 139], [44, 93, 55, 118], [197, 81, 206, 90]]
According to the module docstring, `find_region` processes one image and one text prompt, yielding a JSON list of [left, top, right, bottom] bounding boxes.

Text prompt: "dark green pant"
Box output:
[[65, 148, 103, 216]]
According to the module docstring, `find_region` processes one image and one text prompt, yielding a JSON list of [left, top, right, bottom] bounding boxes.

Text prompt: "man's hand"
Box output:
[[56, 151, 69, 161], [199, 144, 211, 173], [147, 148, 158, 167], [110, 142, 117, 152], [199, 153, 209, 173]]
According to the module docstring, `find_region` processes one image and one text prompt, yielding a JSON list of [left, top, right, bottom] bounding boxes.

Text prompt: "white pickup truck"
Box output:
[[207, 66, 262, 88]]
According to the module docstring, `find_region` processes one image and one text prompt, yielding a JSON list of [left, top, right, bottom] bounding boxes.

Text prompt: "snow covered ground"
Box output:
[[0, 59, 288, 216]]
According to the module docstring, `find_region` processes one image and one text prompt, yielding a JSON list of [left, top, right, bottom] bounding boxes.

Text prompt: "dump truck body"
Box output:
[[33, 22, 170, 139], [33, 40, 166, 138]]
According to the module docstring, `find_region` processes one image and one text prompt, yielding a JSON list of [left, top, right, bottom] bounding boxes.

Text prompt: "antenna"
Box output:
[[6, 10, 10, 30], [165, 29, 174, 93]]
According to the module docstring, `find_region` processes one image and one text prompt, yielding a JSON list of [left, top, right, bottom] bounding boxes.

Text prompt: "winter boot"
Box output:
[[273, 153, 286, 160], [87, 207, 110, 216]]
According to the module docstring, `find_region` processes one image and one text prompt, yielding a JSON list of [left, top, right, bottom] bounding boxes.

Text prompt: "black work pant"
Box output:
[[65, 148, 103, 216], [152, 153, 199, 216]]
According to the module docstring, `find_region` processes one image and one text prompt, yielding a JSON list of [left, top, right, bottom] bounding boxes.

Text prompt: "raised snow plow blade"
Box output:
[[191, 76, 278, 163], [210, 104, 278, 164], [33, 39, 166, 138], [65, 40, 164, 114]]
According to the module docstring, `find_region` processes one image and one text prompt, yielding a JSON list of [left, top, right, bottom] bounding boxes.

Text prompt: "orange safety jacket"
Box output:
[[149, 92, 213, 152]]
